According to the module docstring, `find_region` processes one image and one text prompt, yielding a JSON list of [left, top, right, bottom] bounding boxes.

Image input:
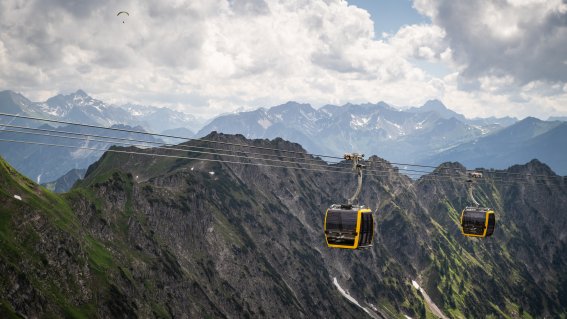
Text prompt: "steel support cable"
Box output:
[[0, 113, 563, 181], [414, 172, 563, 183], [414, 175, 565, 189], [0, 127, 425, 177], [0, 138, 398, 178], [453, 167, 565, 181], [410, 169, 563, 184], [3, 126, 556, 185], [467, 181, 480, 207], [479, 169, 564, 181], [409, 166, 564, 183], [0, 124, 346, 163], [470, 173, 564, 184], [3, 112, 563, 180], [371, 159, 564, 181], [415, 173, 560, 184], [0, 125, 445, 176], [0, 128, 358, 173], [0, 112, 345, 160], [369, 161, 439, 170], [365, 163, 436, 175], [0, 136, 562, 189], [0, 112, 477, 171], [0, 123, 346, 166], [0, 127, 442, 179]]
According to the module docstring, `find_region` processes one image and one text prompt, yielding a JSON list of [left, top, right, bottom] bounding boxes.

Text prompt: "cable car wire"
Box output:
[[0, 126, 472, 178], [2, 112, 526, 178], [0, 112, 345, 160], [1, 111, 559, 181], [0, 122, 474, 180], [0, 112, 464, 171], [0, 123, 346, 166], [0, 127, 357, 172], [0, 129, 560, 186], [0, 112, 563, 183], [0, 137, 398, 177], [0, 124, 438, 176], [1, 135, 563, 190]]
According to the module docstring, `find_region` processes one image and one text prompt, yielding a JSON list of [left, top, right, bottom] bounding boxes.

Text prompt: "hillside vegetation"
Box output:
[[1, 133, 566, 318]]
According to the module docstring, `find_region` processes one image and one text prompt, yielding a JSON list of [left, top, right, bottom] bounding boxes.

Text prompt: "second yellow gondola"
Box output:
[[460, 206, 495, 238]]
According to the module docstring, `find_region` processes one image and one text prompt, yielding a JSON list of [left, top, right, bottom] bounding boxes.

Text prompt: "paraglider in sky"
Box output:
[[117, 11, 129, 23]]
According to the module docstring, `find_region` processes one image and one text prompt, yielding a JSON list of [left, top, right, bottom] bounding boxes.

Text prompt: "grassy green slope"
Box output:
[[415, 162, 567, 318], [0, 154, 241, 318], [2, 134, 566, 319], [0, 156, 96, 318]]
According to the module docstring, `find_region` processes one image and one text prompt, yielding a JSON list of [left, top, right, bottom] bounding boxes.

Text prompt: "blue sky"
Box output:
[[349, 0, 450, 79], [348, 0, 430, 36], [1, 0, 566, 119]]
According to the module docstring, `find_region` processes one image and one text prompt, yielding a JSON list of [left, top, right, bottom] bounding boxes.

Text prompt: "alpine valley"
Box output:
[[0, 133, 566, 318], [0, 90, 204, 185]]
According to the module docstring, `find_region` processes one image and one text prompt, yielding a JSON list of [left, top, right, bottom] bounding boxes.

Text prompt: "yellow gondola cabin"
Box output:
[[324, 204, 374, 249], [460, 207, 495, 238]]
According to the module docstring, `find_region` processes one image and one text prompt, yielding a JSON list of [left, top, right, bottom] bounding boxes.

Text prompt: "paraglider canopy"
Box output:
[[117, 11, 129, 23]]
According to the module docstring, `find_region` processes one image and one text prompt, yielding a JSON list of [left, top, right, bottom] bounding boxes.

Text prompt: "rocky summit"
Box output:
[[0, 133, 566, 318]]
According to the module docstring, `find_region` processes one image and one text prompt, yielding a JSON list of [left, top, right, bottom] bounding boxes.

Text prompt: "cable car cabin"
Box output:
[[460, 207, 495, 238], [324, 205, 374, 249]]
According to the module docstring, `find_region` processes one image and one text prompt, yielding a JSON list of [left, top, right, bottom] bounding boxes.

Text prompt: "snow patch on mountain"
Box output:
[[36, 102, 60, 117], [415, 119, 426, 130], [299, 109, 317, 122], [350, 115, 371, 129], [257, 118, 272, 129], [333, 277, 377, 318], [412, 280, 449, 319], [70, 139, 103, 160]]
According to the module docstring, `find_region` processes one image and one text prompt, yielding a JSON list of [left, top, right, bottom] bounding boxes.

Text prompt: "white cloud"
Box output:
[[0, 0, 566, 120], [407, 0, 567, 119], [413, 0, 567, 84], [387, 24, 446, 61]]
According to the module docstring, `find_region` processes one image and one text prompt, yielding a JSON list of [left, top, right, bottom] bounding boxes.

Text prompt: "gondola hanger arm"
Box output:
[[466, 171, 482, 207], [345, 153, 365, 205]]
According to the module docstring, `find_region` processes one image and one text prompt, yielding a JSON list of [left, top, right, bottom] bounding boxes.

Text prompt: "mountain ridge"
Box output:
[[196, 99, 522, 173], [1, 133, 566, 318], [0, 89, 205, 133], [2, 89, 565, 191], [424, 117, 567, 174]]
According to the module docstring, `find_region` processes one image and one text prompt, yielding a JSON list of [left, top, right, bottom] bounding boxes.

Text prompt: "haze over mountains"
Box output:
[[198, 100, 516, 167], [0, 90, 202, 184], [1, 89, 566, 190], [422, 117, 567, 174], [0, 90, 205, 134], [198, 99, 566, 175]]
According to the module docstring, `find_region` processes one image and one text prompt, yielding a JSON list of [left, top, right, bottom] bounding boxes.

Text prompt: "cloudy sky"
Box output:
[[1, 0, 566, 119]]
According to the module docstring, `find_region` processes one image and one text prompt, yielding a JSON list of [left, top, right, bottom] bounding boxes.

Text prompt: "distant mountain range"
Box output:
[[41, 168, 87, 193], [0, 90, 205, 134], [0, 122, 161, 183], [423, 117, 567, 173], [1, 89, 566, 188], [197, 100, 566, 173], [197, 100, 567, 175], [0, 89, 205, 184]]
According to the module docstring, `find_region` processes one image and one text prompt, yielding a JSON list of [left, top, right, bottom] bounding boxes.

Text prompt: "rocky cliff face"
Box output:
[[414, 161, 567, 318], [0, 133, 566, 318]]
